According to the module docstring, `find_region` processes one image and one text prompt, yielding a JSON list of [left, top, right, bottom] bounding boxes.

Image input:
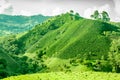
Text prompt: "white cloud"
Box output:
[[52, 7, 64, 16], [20, 10, 32, 16], [114, 17, 120, 22], [113, 0, 120, 15], [0, 0, 13, 14], [83, 7, 95, 18], [33, 8, 65, 16], [0, 0, 6, 5], [98, 4, 111, 13], [38, 8, 64, 16], [39, 9, 52, 16], [83, 4, 111, 19]]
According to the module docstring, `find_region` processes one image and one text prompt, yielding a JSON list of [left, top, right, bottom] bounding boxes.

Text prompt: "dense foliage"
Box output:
[[91, 10, 110, 22]]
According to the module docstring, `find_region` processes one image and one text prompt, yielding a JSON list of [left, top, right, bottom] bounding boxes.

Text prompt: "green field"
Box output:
[[3, 71, 120, 80]]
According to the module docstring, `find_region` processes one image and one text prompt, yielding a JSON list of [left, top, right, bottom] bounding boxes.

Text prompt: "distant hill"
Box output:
[[0, 14, 51, 36]]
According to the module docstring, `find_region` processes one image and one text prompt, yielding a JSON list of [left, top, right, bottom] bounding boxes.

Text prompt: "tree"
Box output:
[[0, 58, 7, 69], [0, 70, 8, 79], [90, 10, 110, 22], [90, 10, 100, 20], [70, 10, 74, 14], [107, 39, 120, 73], [69, 10, 74, 20], [75, 12, 80, 20], [75, 12, 80, 17], [0, 58, 8, 79], [101, 11, 110, 22], [108, 52, 120, 73]]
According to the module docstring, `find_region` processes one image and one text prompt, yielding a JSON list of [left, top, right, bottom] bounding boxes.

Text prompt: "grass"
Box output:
[[3, 71, 120, 80], [24, 18, 117, 60]]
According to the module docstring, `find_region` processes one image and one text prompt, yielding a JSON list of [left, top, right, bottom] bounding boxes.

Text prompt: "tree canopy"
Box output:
[[90, 10, 110, 22]]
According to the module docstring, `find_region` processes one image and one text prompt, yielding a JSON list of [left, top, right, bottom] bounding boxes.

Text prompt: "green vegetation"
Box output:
[[0, 10, 120, 79], [3, 71, 120, 80], [0, 14, 50, 36], [91, 10, 110, 22]]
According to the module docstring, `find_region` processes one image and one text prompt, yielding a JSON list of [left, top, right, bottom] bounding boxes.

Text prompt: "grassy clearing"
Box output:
[[3, 71, 120, 80]]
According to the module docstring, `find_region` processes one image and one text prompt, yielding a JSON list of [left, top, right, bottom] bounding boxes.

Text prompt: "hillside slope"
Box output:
[[13, 13, 119, 72], [17, 13, 118, 59], [0, 47, 19, 72]]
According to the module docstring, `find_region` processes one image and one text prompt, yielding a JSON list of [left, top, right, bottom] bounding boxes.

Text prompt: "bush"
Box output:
[[108, 52, 120, 73], [37, 50, 46, 58], [0, 70, 8, 79], [0, 58, 7, 69], [92, 60, 112, 72]]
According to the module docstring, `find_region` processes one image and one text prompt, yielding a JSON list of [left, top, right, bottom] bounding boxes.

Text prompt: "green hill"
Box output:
[[0, 14, 50, 36], [1, 12, 120, 79], [13, 12, 119, 72], [18, 13, 118, 59]]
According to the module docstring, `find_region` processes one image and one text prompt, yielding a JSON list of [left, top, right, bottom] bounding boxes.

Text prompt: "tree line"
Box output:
[[90, 10, 110, 22]]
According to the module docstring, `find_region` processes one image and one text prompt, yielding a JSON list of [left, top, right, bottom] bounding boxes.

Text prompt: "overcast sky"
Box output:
[[0, 0, 120, 22]]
